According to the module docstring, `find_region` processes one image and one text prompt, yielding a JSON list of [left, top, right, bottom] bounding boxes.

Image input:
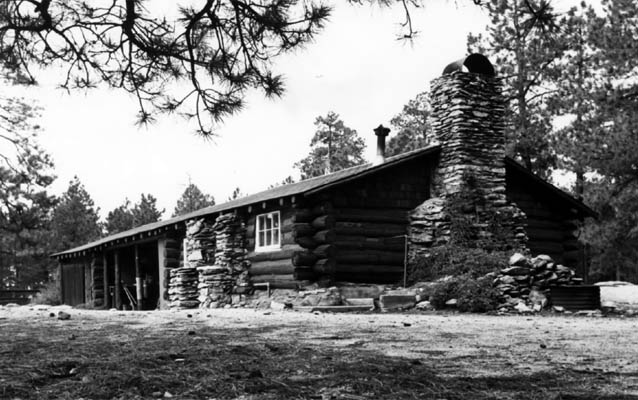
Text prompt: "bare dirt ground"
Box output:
[[1, 306, 637, 400]]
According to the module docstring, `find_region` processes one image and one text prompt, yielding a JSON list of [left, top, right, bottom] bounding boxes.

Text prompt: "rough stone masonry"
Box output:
[[409, 65, 528, 260], [169, 213, 249, 309]]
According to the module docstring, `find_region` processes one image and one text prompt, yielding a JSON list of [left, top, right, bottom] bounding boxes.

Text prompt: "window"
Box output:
[[256, 211, 281, 251]]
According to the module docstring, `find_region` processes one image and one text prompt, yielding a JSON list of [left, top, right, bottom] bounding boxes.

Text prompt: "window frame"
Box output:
[[255, 211, 281, 252]]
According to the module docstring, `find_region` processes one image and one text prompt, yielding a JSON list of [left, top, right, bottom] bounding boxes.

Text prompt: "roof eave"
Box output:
[[504, 157, 598, 219]]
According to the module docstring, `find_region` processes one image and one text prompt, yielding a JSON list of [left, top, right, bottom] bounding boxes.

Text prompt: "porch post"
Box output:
[[103, 253, 110, 309], [135, 244, 143, 310], [58, 261, 65, 305], [114, 250, 122, 310], [157, 238, 168, 310]]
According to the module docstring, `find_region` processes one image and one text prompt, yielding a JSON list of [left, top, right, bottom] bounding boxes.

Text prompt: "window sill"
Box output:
[[254, 245, 282, 253]]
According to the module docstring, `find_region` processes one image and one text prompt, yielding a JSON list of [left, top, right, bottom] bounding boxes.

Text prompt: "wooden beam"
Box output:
[[135, 245, 143, 311], [103, 253, 109, 309], [157, 238, 168, 310], [250, 259, 295, 275], [114, 251, 122, 310], [59, 262, 65, 305]]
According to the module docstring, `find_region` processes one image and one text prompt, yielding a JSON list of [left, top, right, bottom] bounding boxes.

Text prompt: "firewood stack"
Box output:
[[198, 213, 249, 308], [494, 253, 579, 312], [168, 218, 216, 309]]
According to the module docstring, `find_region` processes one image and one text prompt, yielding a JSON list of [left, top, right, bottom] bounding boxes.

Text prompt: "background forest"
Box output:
[[1, 0, 638, 290]]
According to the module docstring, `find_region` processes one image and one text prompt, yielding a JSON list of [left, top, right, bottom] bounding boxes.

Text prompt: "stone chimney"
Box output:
[[430, 54, 506, 197], [408, 54, 527, 261], [373, 124, 390, 165]]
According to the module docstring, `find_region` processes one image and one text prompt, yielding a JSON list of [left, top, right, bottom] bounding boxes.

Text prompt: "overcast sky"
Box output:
[[5, 1, 576, 219]]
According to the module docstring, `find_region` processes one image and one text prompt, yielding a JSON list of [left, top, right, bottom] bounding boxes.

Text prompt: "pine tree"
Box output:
[[132, 194, 164, 226], [571, 0, 638, 282], [0, 0, 331, 134], [0, 101, 56, 288], [50, 177, 102, 251], [106, 194, 164, 234], [105, 199, 135, 235], [228, 187, 244, 201], [173, 183, 215, 217], [295, 112, 366, 180], [387, 91, 431, 157], [547, 4, 603, 199], [468, 0, 562, 177]]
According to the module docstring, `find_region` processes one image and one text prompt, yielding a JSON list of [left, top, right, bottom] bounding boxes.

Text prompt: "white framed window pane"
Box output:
[[266, 215, 272, 230], [273, 214, 279, 228], [273, 229, 279, 245], [256, 211, 280, 250]]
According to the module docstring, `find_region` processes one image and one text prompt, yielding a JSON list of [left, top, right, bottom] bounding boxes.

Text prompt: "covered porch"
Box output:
[[56, 229, 183, 310]]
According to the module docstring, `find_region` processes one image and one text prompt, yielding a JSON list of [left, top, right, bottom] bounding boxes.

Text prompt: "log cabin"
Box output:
[[52, 54, 595, 309]]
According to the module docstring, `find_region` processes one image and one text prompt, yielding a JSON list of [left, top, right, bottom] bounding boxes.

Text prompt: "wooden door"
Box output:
[[61, 264, 85, 306]]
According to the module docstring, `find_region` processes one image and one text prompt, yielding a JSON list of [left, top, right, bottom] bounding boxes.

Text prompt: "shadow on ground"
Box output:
[[1, 320, 637, 400]]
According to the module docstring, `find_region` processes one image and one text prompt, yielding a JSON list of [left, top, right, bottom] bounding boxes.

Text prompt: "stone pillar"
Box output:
[[168, 218, 216, 309], [409, 55, 527, 262], [198, 213, 249, 308]]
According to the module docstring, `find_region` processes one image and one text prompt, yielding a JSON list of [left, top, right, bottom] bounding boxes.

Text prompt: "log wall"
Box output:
[[322, 157, 432, 283], [161, 237, 182, 307], [506, 170, 583, 269], [246, 202, 330, 288], [91, 256, 104, 308]]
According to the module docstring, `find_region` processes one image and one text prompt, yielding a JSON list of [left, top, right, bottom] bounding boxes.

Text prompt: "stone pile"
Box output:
[[198, 213, 249, 308], [168, 218, 216, 309], [168, 267, 199, 309], [494, 253, 578, 313]]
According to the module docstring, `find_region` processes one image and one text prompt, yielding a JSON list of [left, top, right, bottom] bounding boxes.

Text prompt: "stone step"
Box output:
[[308, 304, 375, 313], [338, 285, 386, 299], [343, 298, 375, 307], [379, 294, 416, 311]]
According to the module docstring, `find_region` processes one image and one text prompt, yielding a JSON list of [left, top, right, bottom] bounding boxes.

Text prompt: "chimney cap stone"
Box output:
[[442, 53, 495, 77], [374, 124, 390, 137]]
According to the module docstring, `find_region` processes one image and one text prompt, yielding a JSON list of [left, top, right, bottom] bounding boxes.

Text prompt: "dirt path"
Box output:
[[1, 306, 637, 399]]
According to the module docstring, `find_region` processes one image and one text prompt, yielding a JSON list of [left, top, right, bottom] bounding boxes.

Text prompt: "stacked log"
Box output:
[[161, 238, 182, 303], [246, 204, 335, 287], [306, 203, 336, 280], [92, 256, 104, 308], [331, 207, 408, 283], [198, 213, 249, 308], [494, 253, 579, 312]]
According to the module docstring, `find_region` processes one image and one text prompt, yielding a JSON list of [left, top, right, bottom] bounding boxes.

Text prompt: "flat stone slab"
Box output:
[[338, 285, 385, 299], [306, 305, 375, 313], [379, 294, 416, 311], [343, 298, 375, 307]]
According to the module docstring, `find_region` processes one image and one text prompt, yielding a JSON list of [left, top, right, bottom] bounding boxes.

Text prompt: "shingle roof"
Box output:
[[52, 145, 442, 258], [53, 144, 596, 260]]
